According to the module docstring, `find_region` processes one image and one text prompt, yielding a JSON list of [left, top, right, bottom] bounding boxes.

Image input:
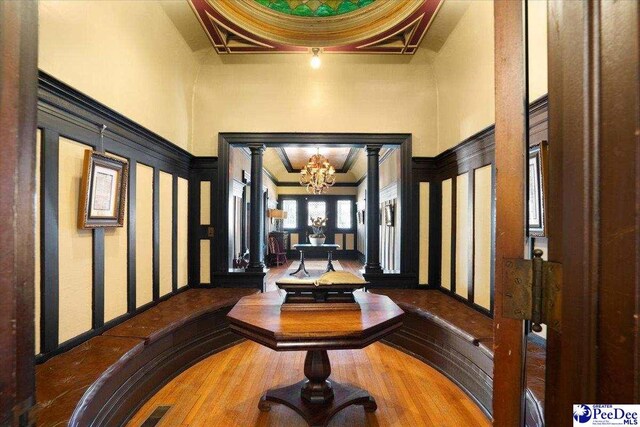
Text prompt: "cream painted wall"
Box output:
[[38, 0, 198, 151], [58, 138, 93, 344], [104, 153, 128, 323], [441, 178, 453, 290], [136, 164, 154, 308], [419, 182, 430, 285], [432, 0, 548, 153], [191, 49, 439, 157], [474, 165, 493, 310], [178, 178, 189, 288], [159, 171, 173, 297]]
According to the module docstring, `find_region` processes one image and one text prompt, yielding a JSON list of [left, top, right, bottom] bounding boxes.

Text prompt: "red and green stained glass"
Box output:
[[254, 0, 376, 17]]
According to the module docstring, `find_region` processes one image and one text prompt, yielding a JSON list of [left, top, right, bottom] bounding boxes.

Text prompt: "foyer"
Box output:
[[1, 1, 638, 426]]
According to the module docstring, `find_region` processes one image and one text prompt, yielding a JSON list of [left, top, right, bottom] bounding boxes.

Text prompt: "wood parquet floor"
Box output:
[[127, 340, 490, 427]]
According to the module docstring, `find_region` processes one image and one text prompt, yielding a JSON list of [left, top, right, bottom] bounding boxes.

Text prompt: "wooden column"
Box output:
[[0, 1, 38, 424], [365, 145, 383, 274], [246, 144, 265, 271], [493, 0, 527, 425]]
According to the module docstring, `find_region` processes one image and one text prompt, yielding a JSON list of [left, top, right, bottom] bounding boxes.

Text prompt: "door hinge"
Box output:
[[503, 249, 562, 332]]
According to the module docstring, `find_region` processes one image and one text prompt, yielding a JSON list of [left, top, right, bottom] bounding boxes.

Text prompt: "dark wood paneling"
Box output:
[[36, 73, 193, 362], [546, 0, 639, 419], [493, 0, 528, 424], [92, 229, 105, 329], [0, 2, 38, 423]]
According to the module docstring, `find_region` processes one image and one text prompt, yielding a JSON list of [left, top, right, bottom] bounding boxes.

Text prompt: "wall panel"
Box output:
[[58, 138, 93, 343], [159, 171, 173, 297], [177, 177, 189, 288], [104, 152, 128, 323], [419, 182, 430, 285], [345, 233, 355, 251], [136, 164, 154, 308], [200, 181, 211, 225], [441, 179, 453, 290], [474, 166, 492, 309], [455, 173, 470, 298], [200, 240, 211, 284]]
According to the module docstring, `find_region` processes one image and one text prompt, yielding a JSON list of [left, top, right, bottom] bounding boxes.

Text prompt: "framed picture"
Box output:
[[78, 150, 129, 228], [384, 204, 394, 227], [528, 142, 548, 236]]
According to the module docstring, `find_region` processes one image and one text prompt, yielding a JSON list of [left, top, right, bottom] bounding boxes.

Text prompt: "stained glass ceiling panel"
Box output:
[[254, 0, 376, 17]]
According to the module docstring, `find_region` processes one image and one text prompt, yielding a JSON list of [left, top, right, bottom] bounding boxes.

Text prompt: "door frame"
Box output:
[[0, 1, 38, 425]]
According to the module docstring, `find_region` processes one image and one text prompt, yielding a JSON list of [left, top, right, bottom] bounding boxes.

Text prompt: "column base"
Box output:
[[364, 264, 383, 275]]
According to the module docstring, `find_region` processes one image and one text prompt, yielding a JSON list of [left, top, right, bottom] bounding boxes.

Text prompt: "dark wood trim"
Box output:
[[0, 2, 38, 423], [437, 287, 492, 318], [450, 177, 457, 295], [546, 0, 639, 416], [341, 147, 359, 173], [127, 161, 137, 314], [270, 181, 359, 188], [41, 128, 60, 353], [172, 175, 178, 293], [493, 0, 528, 423], [275, 147, 294, 172], [467, 170, 475, 303], [152, 168, 160, 301], [92, 229, 105, 329]]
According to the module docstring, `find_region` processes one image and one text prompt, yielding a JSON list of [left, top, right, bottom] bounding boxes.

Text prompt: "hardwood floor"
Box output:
[[265, 258, 365, 292], [127, 341, 490, 426]]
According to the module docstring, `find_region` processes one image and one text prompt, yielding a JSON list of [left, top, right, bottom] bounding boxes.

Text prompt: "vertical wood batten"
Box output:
[[41, 128, 60, 352], [493, 0, 527, 424], [127, 160, 137, 313]]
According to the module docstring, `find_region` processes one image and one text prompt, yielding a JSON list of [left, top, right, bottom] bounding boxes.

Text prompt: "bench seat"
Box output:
[[34, 288, 257, 427]]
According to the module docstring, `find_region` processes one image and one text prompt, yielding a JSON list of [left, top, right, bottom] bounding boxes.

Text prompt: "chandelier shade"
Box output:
[[299, 150, 336, 194]]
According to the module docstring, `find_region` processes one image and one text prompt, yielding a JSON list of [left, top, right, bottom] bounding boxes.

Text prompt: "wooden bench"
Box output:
[[33, 288, 258, 427], [371, 289, 544, 427]]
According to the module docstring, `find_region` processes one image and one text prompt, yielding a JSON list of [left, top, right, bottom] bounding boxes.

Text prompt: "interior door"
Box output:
[[494, 1, 640, 426], [0, 2, 38, 425]]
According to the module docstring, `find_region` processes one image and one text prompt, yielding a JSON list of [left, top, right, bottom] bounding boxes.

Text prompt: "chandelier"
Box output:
[[299, 149, 336, 194]]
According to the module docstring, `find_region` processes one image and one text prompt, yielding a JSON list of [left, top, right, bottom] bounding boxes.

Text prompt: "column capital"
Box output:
[[247, 143, 266, 153], [365, 144, 383, 154]]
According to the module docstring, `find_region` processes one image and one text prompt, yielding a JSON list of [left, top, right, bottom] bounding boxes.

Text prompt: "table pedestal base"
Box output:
[[258, 349, 376, 426], [259, 380, 376, 426]]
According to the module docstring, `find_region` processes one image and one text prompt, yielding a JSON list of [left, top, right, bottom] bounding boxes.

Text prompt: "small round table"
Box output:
[[227, 291, 404, 426]]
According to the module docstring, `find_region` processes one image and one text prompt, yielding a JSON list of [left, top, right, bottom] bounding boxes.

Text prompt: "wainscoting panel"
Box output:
[[159, 171, 173, 297], [290, 233, 299, 247], [36, 72, 192, 361], [335, 233, 344, 250], [345, 233, 355, 251], [58, 137, 93, 344], [200, 181, 211, 225], [455, 173, 470, 299], [474, 166, 493, 310], [441, 179, 453, 290], [136, 164, 154, 308], [200, 240, 211, 284], [177, 178, 189, 289], [104, 153, 129, 323], [419, 182, 430, 285]]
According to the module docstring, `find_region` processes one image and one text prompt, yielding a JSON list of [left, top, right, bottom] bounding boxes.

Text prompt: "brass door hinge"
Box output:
[[503, 249, 562, 332]]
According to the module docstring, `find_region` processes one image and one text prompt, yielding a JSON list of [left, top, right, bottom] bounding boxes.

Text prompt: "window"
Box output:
[[336, 200, 353, 229], [307, 200, 327, 225], [282, 199, 297, 229]]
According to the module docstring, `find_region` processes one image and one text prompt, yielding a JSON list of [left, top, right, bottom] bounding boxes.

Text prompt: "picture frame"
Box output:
[[384, 204, 394, 227], [528, 141, 548, 237], [78, 150, 129, 228]]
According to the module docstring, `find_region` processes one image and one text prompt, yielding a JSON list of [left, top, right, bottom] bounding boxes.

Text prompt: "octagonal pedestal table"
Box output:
[[226, 291, 404, 427]]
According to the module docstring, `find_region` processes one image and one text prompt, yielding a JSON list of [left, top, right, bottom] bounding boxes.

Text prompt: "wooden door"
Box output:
[[494, 0, 640, 425], [0, 1, 38, 425]]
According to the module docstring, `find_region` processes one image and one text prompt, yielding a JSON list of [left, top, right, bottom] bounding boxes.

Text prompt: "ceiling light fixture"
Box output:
[[299, 148, 336, 194], [310, 48, 321, 69]]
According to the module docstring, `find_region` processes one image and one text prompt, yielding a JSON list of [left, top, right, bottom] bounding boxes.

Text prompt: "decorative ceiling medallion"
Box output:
[[255, 0, 376, 17], [189, 0, 442, 54]]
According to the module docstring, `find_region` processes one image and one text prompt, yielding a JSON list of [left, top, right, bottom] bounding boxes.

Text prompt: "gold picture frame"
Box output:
[[78, 150, 128, 228]]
